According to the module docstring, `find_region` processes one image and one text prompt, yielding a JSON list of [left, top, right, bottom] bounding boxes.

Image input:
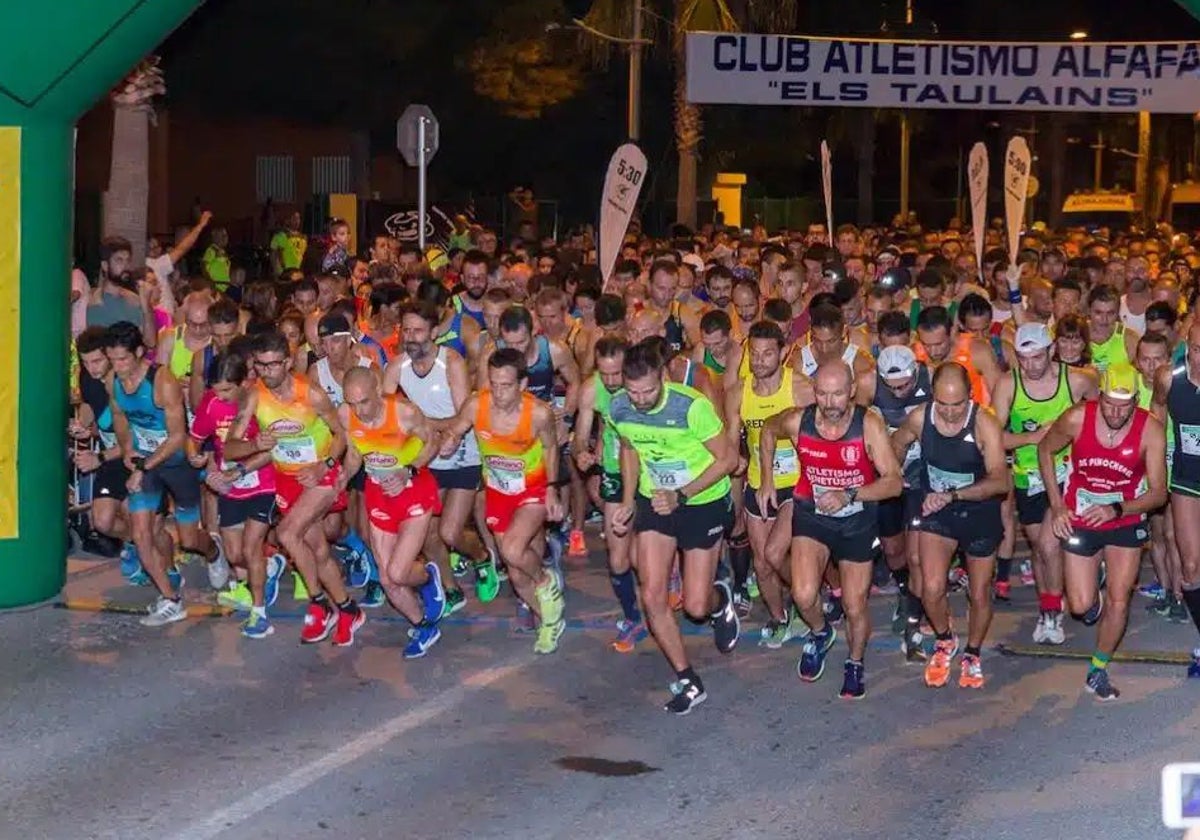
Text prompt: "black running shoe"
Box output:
[[711, 580, 740, 653], [1080, 590, 1104, 626], [663, 677, 707, 715], [902, 621, 927, 663], [823, 593, 845, 625], [1085, 667, 1119, 701]]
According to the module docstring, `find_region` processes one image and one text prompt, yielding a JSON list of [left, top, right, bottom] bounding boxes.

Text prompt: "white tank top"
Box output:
[[399, 346, 480, 469], [800, 343, 859, 377], [315, 355, 371, 407], [1120, 295, 1146, 336]]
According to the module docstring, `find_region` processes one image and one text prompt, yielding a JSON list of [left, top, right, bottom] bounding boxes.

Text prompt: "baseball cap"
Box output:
[[681, 253, 705, 274], [1014, 322, 1053, 355], [877, 345, 917, 382], [317, 313, 353, 339], [1100, 362, 1138, 401]]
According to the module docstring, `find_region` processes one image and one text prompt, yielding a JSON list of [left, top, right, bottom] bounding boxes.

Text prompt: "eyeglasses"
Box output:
[[254, 359, 287, 370]]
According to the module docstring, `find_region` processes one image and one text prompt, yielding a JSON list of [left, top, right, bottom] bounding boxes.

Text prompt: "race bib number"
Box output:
[[927, 464, 974, 493], [1179, 424, 1200, 457], [485, 456, 526, 495], [132, 425, 168, 455], [647, 459, 691, 490], [273, 436, 318, 466], [813, 485, 864, 518], [902, 441, 922, 470], [1075, 487, 1124, 516], [772, 446, 798, 478], [1025, 461, 1068, 497], [552, 395, 567, 412], [222, 458, 261, 491], [98, 429, 117, 449]]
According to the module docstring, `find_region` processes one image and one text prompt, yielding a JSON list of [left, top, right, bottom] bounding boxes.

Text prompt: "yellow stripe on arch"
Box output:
[[0, 127, 19, 539]]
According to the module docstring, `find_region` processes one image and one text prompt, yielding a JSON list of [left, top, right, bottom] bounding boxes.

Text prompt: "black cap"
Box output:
[[317, 313, 352, 338]]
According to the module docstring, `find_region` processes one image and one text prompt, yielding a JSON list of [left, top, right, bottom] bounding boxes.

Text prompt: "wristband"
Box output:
[[677, 488, 689, 506], [845, 486, 858, 504], [131, 456, 146, 472], [950, 489, 960, 503], [324, 456, 338, 470], [1111, 501, 1124, 518], [198, 468, 208, 483], [1008, 288, 1022, 305]]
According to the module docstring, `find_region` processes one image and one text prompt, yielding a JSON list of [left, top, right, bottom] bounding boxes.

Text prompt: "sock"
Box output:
[[251, 605, 266, 619], [337, 597, 360, 614], [847, 657, 863, 669], [936, 630, 953, 642], [729, 534, 751, 591], [710, 581, 730, 618], [342, 529, 368, 556], [676, 666, 701, 688], [312, 592, 330, 610], [892, 567, 910, 594], [1181, 586, 1200, 635], [609, 571, 641, 623], [965, 645, 981, 658], [996, 556, 1012, 583], [905, 591, 923, 619], [1090, 651, 1111, 672], [1039, 592, 1064, 613]]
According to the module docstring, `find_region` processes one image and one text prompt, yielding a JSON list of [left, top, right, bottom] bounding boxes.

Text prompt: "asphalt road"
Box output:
[[3, 549, 1199, 840]]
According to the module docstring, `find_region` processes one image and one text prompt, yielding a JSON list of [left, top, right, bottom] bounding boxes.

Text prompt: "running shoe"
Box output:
[[1169, 597, 1190, 623], [959, 653, 984, 689], [797, 626, 837, 682], [127, 568, 151, 587], [512, 601, 537, 633], [474, 555, 500, 603], [403, 624, 442, 659], [293, 571, 309, 601], [1097, 560, 1108, 592], [746, 571, 760, 601], [1041, 611, 1065, 645], [891, 596, 908, 634], [264, 553, 285, 608], [300, 602, 336, 644], [711, 580, 740, 654], [346, 550, 373, 589], [442, 587, 466, 617], [1080, 591, 1104, 626], [360, 581, 386, 609], [495, 555, 509, 582], [611, 619, 648, 653], [924, 638, 956, 688], [585, 508, 604, 526], [1019, 559, 1035, 586], [1138, 580, 1165, 599], [533, 618, 566, 654], [217, 580, 253, 611], [839, 660, 865, 700], [118, 541, 141, 579], [1085, 667, 1119, 701], [207, 535, 230, 590], [567, 528, 588, 557], [663, 677, 707, 715], [241, 611, 274, 639], [947, 566, 968, 593], [1032, 611, 1051, 643], [1147, 595, 1172, 616], [733, 588, 753, 620], [759, 615, 796, 650], [1188, 649, 1200, 679], [140, 596, 187, 627], [823, 593, 844, 625], [668, 568, 683, 612], [902, 623, 926, 663], [332, 607, 365, 647], [993, 580, 1011, 602], [420, 562, 447, 625], [536, 570, 566, 627], [449, 551, 469, 579]]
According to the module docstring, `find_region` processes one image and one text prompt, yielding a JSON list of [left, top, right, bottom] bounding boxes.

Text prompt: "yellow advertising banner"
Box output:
[[0, 128, 19, 539]]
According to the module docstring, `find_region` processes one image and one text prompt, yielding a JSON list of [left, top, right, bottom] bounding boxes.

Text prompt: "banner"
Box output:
[[1003, 137, 1032, 265], [361, 201, 471, 251], [820, 140, 833, 247], [686, 34, 1200, 112], [0, 128, 18, 538], [599, 143, 648, 288], [967, 142, 988, 281]]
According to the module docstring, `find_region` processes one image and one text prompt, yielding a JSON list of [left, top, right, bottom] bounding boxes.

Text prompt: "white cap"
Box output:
[[1015, 322, 1053, 354], [681, 253, 705, 274], [878, 345, 917, 381]]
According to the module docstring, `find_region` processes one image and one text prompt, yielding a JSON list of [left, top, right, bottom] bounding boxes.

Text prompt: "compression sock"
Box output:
[[1089, 651, 1111, 673], [729, 533, 751, 592], [996, 556, 1013, 584], [1180, 585, 1200, 636], [609, 570, 641, 623]]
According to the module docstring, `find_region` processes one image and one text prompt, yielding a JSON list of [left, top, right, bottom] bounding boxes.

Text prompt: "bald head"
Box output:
[[343, 365, 379, 398], [814, 360, 853, 392]]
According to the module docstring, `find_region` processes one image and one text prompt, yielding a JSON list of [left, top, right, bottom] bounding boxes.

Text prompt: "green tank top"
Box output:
[[1089, 324, 1130, 373], [168, 326, 196, 380], [1009, 363, 1073, 490], [702, 348, 725, 376], [592, 373, 623, 474]]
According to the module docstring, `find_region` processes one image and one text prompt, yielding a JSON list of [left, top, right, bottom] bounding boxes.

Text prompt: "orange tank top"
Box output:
[[474, 390, 546, 495], [915, 334, 990, 407], [347, 394, 424, 480]]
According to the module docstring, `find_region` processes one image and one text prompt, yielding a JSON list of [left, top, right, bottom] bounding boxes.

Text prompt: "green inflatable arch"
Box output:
[[0, 0, 201, 607]]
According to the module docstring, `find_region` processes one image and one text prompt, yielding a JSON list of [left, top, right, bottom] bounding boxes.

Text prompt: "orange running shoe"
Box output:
[[924, 639, 955, 688], [959, 653, 984, 689], [568, 528, 588, 557]]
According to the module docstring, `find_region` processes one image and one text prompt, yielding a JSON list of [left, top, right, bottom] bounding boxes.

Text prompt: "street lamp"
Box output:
[[1069, 30, 1089, 40]]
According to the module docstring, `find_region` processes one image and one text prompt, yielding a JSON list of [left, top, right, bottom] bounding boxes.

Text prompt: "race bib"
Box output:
[[1180, 424, 1200, 457], [927, 464, 974, 493], [1075, 487, 1124, 516], [273, 435, 318, 466], [485, 456, 526, 495], [222, 458, 261, 491], [647, 459, 691, 490], [1025, 461, 1068, 497], [132, 425, 168, 455], [813, 484, 864, 518], [772, 446, 798, 478], [98, 429, 117, 449], [552, 395, 567, 412], [902, 441, 922, 470]]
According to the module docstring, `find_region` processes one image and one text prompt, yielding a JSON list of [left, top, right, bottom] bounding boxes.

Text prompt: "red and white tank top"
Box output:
[[1064, 400, 1149, 531]]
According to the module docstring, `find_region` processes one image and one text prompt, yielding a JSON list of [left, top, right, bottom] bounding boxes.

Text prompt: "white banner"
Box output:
[[820, 140, 833, 247], [686, 33, 1200, 112], [599, 143, 647, 289], [1003, 137, 1031, 265], [967, 143, 988, 281]]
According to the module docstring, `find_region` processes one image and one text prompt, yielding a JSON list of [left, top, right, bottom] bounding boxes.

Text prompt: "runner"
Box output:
[[609, 339, 738, 714], [341, 367, 447, 658], [913, 304, 1001, 407], [892, 363, 1010, 689], [224, 330, 365, 646], [992, 323, 1098, 646], [1087, 284, 1140, 373], [441, 348, 567, 654], [795, 302, 873, 379], [1040, 363, 1166, 700], [759, 361, 903, 699]]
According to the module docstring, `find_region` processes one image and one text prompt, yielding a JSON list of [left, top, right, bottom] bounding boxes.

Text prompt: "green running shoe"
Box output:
[[535, 571, 565, 627], [474, 556, 500, 603], [533, 618, 566, 654], [217, 580, 253, 611], [449, 551, 469, 579], [441, 587, 466, 618], [292, 571, 309, 601]]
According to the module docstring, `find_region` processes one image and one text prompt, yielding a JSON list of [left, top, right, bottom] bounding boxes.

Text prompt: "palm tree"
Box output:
[[104, 58, 165, 264]]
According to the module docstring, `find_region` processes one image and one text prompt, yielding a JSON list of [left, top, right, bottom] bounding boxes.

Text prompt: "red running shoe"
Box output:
[[332, 607, 365, 647], [301, 602, 336, 644]]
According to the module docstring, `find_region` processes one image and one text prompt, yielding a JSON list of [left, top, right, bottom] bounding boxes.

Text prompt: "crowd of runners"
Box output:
[[67, 213, 1200, 714]]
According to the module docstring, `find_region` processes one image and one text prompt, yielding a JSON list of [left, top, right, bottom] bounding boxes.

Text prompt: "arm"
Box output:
[[107, 379, 134, 466], [1037, 404, 1082, 515], [436, 394, 479, 457], [310, 386, 346, 462], [724, 379, 745, 451], [572, 377, 598, 465], [853, 368, 877, 408], [168, 212, 212, 264], [337, 404, 362, 475], [381, 357, 402, 395], [992, 372, 1031, 450], [1133, 416, 1168, 517], [890, 404, 925, 464], [1069, 367, 1100, 403], [550, 339, 581, 416], [398, 400, 441, 471], [534, 403, 562, 517], [146, 369, 187, 470], [972, 337, 1003, 399], [446, 349, 471, 412], [722, 343, 745, 392], [476, 341, 495, 390], [954, 409, 1011, 502], [758, 408, 800, 499], [1151, 364, 1172, 424], [138, 286, 158, 350], [857, 410, 904, 502], [223, 389, 266, 460], [1125, 327, 1141, 361]]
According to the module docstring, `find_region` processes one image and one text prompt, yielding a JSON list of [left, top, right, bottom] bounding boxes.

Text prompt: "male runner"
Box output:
[[759, 361, 902, 699], [1041, 363, 1167, 700], [795, 303, 873, 379], [1086, 284, 1140, 373]]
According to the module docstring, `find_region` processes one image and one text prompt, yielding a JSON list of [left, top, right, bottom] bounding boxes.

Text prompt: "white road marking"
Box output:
[[171, 655, 533, 840]]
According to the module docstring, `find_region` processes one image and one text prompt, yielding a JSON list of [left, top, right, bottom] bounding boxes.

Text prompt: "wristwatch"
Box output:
[[677, 488, 690, 506], [131, 456, 146, 472], [845, 486, 859, 504], [323, 456, 338, 470], [950, 489, 960, 503], [1111, 501, 1124, 518], [234, 462, 248, 478]]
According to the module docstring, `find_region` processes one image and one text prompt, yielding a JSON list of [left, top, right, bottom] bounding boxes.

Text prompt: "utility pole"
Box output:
[[628, 0, 643, 141], [1091, 129, 1105, 191], [898, 0, 914, 220]]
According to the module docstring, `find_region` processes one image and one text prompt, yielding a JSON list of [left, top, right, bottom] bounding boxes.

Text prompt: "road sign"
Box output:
[[397, 104, 439, 168]]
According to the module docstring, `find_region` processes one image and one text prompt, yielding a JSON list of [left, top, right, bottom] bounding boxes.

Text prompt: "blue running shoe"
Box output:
[[346, 551, 370, 589], [403, 624, 442, 659], [264, 553, 286, 608], [420, 562, 446, 624], [1188, 649, 1200, 679], [1138, 581, 1165, 599], [797, 625, 837, 682], [1085, 667, 1119, 701], [839, 659, 865, 700], [127, 568, 151, 587], [241, 611, 274, 639], [119, 541, 140, 579]]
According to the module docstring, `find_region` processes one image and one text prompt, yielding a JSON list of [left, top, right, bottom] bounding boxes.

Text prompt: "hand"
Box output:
[[72, 450, 101, 472], [205, 470, 235, 494], [1005, 263, 1021, 287], [1050, 504, 1074, 540], [756, 486, 776, 519], [611, 504, 634, 537], [126, 469, 143, 493], [555, 419, 570, 445], [733, 454, 748, 478], [1025, 426, 1050, 446], [574, 450, 597, 471], [188, 451, 210, 470], [650, 488, 680, 516], [545, 488, 564, 522], [378, 469, 410, 497], [67, 420, 91, 440], [296, 462, 327, 488], [199, 210, 213, 226], [1080, 503, 1119, 528], [123, 454, 138, 472], [438, 433, 462, 458], [816, 489, 850, 515], [921, 491, 952, 517], [256, 432, 277, 453]]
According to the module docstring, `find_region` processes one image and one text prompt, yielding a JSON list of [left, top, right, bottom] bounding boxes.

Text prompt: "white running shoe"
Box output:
[[1043, 611, 1065, 645], [207, 533, 231, 590], [1032, 611, 1050, 644], [140, 596, 188, 627]]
